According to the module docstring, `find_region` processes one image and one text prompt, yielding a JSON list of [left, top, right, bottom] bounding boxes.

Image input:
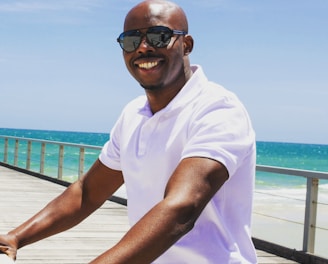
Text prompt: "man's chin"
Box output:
[[140, 83, 163, 91]]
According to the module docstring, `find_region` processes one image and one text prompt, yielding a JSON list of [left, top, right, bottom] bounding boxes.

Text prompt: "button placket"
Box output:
[[137, 116, 158, 156]]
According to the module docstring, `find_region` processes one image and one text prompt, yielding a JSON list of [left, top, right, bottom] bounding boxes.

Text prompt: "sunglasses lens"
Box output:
[[118, 31, 141, 52], [147, 27, 172, 48]]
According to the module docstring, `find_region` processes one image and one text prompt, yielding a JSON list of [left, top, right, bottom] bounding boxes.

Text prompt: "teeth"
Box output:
[[138, 61, 158, 69]]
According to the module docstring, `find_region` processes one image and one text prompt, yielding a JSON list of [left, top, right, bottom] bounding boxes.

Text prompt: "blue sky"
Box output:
[[0, 0, 327, 144]]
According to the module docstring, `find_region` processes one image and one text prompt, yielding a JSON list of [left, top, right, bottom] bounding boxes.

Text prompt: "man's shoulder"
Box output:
[[199, 81, 238, 104], [124, 95, 147, 110], [191, 65, 236, 99]]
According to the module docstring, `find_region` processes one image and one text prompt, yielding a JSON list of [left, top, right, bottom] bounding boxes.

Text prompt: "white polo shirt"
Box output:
[[99, 65, 257, 263]]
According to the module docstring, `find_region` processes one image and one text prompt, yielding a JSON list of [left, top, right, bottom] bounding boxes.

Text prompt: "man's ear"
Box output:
[[184, 35, 194, 55]]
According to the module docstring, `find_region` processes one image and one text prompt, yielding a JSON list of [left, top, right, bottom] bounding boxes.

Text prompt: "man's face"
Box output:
[[121, 3, 186, 91]]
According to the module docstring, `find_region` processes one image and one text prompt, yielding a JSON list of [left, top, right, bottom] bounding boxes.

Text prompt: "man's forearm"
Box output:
[[90, 198, 194, 264], [8, 180, 96, 249]]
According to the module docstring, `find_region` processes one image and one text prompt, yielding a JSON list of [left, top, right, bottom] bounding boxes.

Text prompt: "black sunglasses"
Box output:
[[117, 26, 187, 53]]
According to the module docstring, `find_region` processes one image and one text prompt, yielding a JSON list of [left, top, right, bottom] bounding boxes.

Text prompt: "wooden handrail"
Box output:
[[1, 135, 328, 257]]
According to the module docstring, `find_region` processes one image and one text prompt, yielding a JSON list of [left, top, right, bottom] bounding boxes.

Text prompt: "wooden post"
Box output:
[[4, 138, 8, 163], [40, 142, 46, 174], [303, 177, 319, 253], [14, 139, 19, 166], [58, 145, 64, 180], [26, 141, 32, 170], [78, 147, 85, 179]]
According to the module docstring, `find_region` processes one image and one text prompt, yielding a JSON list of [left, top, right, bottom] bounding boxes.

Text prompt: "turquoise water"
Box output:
[[1, 128, 328, 189], [0, 128, 109, 146], [257, 141, 328, 171], [256, 141, 328, 189]]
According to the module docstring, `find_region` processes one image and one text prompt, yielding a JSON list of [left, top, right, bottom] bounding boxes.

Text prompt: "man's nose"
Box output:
[[137, 35, 154, 52]]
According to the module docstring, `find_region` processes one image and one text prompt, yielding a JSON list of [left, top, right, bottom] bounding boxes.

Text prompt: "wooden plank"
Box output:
[[0, 166, 298, 263], [0, 166, 130, 264], [256, 249, 298, 263]]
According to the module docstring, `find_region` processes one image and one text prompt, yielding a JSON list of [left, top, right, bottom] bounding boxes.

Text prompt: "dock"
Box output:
[[0, 165, 299, 263]]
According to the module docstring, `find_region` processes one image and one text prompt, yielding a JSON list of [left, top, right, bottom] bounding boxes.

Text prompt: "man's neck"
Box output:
[[146, 67, 193, 114]]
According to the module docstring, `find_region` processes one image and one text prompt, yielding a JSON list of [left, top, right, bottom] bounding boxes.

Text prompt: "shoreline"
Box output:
[[252, 191, 328, 258]]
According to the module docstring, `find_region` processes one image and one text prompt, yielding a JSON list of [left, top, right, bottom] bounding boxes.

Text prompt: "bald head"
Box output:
[[124, 0, 188, 32], [120, 0, 194, 96]]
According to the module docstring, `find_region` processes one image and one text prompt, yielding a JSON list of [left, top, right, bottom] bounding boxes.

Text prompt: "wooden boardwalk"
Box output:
[[0, 166, 298, 263]]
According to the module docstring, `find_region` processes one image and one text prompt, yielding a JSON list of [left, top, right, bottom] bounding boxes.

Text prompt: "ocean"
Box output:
[[0, 127, 328, 256], [1, 127, 328, 185]]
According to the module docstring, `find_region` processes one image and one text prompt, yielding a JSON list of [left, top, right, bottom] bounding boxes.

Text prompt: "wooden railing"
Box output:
[[1, 135, 328, 260], [0, 135, 102, 180], [256, 165, 328, 254]]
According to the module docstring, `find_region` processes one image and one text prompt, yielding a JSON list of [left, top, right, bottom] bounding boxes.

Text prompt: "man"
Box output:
[[0, 0, 257, 263]]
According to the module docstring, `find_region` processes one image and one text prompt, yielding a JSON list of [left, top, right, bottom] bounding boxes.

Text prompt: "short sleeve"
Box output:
[[99, 118, 122, 171], [181, 93, 255, 177]]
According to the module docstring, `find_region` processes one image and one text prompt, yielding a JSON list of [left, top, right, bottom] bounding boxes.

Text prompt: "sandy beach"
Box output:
[[252, 189, 328, 258]]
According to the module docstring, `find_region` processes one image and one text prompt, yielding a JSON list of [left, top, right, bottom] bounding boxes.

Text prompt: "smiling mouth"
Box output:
[[136, 61, 159, 70]]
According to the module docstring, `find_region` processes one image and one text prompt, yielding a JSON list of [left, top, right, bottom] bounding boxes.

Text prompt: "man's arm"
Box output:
[[91, 157, 229, 264], [0, 159, 124, 260]]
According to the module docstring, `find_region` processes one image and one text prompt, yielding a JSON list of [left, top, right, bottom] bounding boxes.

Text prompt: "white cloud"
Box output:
[[0, 0, 102, 13]]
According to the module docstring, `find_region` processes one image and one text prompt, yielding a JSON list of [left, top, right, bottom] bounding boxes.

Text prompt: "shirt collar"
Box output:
[[138, 65, 208, 117], [162, 65, 207, 113]]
